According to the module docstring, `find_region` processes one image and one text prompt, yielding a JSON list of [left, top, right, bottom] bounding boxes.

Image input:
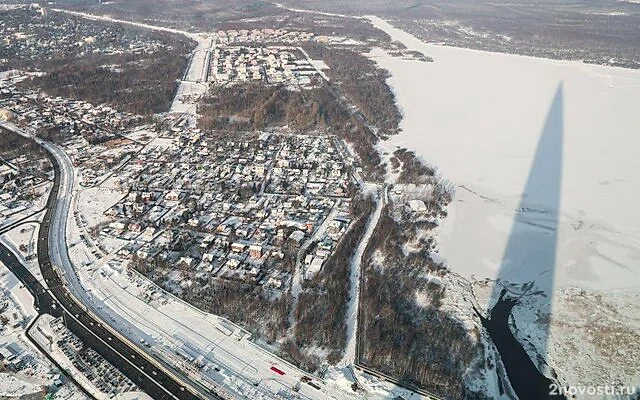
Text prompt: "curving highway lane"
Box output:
[[1, 121, 215, 400]]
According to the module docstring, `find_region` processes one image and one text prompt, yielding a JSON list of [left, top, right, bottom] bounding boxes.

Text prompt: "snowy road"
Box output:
[[3, 113, 366, 400], [170, 36, 212, 115], [339, 184, 386, 367], [1, 9, 435, 398]]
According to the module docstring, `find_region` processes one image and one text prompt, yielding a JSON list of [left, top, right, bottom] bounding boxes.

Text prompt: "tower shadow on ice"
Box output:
[[479, 82, 566, 400]]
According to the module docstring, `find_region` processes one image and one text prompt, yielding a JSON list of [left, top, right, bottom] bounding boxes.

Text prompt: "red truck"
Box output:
[[270, 366, 285, 376]]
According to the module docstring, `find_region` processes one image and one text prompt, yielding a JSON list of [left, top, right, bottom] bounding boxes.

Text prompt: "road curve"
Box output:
[[1, 122, 219, 400]]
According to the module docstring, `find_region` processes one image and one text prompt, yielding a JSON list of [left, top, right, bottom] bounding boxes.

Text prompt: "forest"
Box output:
[[0, 127, 43, 160], [198, 83, 385, 181], [304, 44, 402, 138], [132, 256, 291, 343], [184, 278, 291, 343], [198, 82, 345, 132], [357, 199, 482, 399], [393, 148, 436, 184], [0, 8, 195, 116], [49, 0, 289, 32], [18, 43, 193, 116], [0, 127, 52, 194], [282, 194, 376, 371]]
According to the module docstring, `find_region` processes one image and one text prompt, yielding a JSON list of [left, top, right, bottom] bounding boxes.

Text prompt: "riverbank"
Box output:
[[365, 14, 640, 397]]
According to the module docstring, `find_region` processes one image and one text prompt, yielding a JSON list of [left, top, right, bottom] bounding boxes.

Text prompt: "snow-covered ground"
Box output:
[[367, 16, 640, 292], [367, 15, 640, 393], [0, 260, 38, 321], [74, 175, 128, 255], [119, 125, 157, 144], [0, 182, 50, 231], [325, 366, 432, 400], [1, 223, 46, 288], [297, 46, 330, 82], [0, 272, 88, 399], [170, 35, 212, 115], [0, 372, 43, 398], [339, 184, 384, 368], [169, 75, 209, 115], [184, 38, 212, 82], [2, 224, 38, 257]]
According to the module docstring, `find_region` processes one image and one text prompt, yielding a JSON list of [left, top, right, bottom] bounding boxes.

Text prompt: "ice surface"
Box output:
[[367, 16, 640, 294]]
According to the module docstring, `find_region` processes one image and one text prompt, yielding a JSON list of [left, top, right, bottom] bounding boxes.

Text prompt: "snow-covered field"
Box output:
[[1, 223, 46, 287], [170, 81, 209, 115], [0, 372, 42, 398], [0, 260, 38, 321], [367, 15, 640, 392]]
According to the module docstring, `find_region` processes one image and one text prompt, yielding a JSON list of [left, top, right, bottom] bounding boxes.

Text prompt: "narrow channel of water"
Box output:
[[480, 289, 566, 400]]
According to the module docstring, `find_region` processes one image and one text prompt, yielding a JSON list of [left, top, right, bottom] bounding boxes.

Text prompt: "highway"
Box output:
[[42, 141, 220, 399], [2, 122, 362, 400], [0, 240, 59, 318], [1, 122, 212, 400]]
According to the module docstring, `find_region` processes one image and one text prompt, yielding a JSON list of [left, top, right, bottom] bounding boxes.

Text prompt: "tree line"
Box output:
[[0, 128, 43, 160], [280, 194, 376, 370], [198, 82, 385, 181], [131, 255, 291, 343], [19, 43, 193, 116], [357, 205, 483, 399], [304, 44, 402, 138]]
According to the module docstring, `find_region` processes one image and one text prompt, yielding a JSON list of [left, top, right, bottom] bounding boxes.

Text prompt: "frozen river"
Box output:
[[367, 16, 640, 294]]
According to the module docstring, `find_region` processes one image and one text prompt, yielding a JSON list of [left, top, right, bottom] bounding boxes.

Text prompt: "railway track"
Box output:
[[353, 364, 446, 400]]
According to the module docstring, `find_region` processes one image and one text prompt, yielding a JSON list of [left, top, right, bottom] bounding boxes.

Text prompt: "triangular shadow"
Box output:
[[480, 82, 565, 400]]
